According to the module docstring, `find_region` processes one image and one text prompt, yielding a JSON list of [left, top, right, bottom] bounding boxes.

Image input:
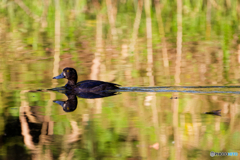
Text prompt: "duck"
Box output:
[[53, 67, 120, 92]]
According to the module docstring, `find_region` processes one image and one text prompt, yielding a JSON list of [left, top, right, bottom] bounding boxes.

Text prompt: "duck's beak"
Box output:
[[53, 72, 65, 79], [53, 100, 65, 107]]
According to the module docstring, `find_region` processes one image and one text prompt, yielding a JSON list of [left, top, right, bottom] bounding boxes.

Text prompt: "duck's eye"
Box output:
[[67, 70, 69, 72]]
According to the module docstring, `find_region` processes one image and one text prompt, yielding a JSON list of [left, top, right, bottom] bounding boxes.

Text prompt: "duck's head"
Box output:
[[53, 67, 78, 86]]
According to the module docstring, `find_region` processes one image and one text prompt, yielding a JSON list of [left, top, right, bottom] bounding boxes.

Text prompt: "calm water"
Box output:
[[1, 0, 240, 159], [2, 61, 240, 160]]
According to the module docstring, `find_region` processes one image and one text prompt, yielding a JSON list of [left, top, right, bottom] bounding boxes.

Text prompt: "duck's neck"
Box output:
[[67, 80, 76, 86], [65, 76, 77, 89]]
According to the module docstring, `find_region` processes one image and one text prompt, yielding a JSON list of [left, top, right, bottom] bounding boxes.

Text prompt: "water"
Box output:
[[2, 84, 239, 159], [119, 86, 240, 94], [1, 1, 240, 159]]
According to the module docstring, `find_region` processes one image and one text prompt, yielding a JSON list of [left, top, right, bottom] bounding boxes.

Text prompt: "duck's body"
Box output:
[[76, 80, 120, 92], [53, 68, 120, 92]]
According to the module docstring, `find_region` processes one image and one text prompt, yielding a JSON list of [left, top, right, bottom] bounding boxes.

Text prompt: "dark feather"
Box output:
[[77, 80, 120, 89]]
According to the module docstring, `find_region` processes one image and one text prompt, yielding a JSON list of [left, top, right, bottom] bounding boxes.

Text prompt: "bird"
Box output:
[[53, 67, 120, 92]]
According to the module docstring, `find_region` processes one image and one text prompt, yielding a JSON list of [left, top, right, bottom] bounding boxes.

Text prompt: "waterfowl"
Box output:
[[53, 67, 120, 92]]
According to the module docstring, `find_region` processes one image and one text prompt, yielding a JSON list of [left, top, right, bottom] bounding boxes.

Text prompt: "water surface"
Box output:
[[1, 0, 240, 159]]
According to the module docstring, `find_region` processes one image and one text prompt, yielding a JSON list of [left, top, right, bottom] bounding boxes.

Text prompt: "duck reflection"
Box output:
[[54, 94, 77, 112], [54, 91, 119, 112]]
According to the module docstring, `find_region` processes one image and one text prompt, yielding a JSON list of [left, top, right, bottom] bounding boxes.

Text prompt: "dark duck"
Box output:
[[53, 67, 120, 92]]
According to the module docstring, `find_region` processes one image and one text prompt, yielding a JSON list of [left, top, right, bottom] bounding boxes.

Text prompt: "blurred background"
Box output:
[[0, 0, 240, 159]]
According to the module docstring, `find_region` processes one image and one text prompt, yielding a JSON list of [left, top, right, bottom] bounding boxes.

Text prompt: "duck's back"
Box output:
[[76, 80, 120, 92]]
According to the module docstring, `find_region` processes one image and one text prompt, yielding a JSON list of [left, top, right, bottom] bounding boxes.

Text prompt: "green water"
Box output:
[[0, 0, 240, 159]]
